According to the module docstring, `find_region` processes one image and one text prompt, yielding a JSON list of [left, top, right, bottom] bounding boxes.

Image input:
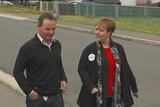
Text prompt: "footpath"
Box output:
[[0, 12, 160, 107], [0, 82, 24, 107]]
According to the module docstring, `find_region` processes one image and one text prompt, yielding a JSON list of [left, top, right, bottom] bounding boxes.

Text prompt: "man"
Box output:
[[13, 13, 67, 107]]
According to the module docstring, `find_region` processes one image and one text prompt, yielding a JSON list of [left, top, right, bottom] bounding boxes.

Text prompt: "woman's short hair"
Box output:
[[96, 18, 116, 34]]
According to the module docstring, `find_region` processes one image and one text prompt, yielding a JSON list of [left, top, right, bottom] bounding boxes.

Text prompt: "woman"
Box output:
[[77, 18, 138, 107]]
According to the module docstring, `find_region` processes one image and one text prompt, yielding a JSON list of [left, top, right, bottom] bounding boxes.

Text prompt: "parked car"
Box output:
[[67, 0, 82, 4], [93, 0, 121, 5], [0, 0, 13, 5]]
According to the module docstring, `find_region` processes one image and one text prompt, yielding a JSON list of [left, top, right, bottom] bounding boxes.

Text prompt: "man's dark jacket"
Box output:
[[13, 35, 67, 96]]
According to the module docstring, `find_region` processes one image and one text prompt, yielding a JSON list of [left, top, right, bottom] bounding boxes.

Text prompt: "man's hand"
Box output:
[[28, 90, 39, 100], [61, 81, 67, 93]]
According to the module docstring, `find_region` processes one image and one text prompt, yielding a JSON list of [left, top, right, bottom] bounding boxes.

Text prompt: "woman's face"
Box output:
[[95, 25, 111, 43]]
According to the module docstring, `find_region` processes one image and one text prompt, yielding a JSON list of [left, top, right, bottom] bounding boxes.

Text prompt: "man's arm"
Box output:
[[13, 47, 33, 96]]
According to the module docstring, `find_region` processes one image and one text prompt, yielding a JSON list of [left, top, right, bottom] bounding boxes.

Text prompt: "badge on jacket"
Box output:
[[88, 54, 95, 61]]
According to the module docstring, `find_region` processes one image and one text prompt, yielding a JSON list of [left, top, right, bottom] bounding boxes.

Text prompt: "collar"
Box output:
[[37, 33, 56, 44]]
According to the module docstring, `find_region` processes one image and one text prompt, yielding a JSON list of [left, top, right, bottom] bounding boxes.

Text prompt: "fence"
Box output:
[[76, 3, 160, 17], [39, 1, 160, 18]]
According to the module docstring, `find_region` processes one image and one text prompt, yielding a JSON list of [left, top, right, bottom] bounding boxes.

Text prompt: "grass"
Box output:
[[59, 15, 160, 35], [0, 5, 41, 14], [115, 17, 160, 35], [0, 5, 160, 35]]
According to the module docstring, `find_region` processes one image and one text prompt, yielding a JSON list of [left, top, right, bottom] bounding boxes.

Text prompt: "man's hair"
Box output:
[[38, 13, 57, 26]]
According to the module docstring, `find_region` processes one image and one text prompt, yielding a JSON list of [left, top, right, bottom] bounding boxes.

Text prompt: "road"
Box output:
[[0, 16, 160, 107], [0, 82, 24, 107]]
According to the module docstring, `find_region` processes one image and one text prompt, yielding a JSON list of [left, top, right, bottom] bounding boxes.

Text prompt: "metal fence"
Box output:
[[76, 3, 160, 17], [39, 1, 160, 18], [39, 1, 75, 17]]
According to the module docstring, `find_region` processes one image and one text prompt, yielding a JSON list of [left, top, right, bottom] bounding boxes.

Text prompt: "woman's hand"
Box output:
[[133, 92, 138, 98], [91, 88, 99, 94]]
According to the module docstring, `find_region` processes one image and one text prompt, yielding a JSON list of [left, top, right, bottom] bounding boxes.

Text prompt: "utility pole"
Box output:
[[1, 0, 3, 4]]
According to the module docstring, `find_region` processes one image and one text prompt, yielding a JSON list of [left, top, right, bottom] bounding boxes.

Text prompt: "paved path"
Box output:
[[0, 82, 24, 107]]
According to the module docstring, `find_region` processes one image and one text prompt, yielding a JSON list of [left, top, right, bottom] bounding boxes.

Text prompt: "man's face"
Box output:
[[38, 19, 56, 43]]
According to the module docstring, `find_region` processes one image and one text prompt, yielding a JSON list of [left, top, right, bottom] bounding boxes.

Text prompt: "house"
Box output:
[[152, 0, 159, 3]]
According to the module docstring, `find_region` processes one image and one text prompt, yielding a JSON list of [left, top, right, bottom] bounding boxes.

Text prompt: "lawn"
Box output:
[[59, 15, 160, 35]]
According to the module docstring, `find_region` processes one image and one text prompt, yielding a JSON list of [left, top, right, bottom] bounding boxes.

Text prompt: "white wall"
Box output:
[[152, 0, 159, 3], [121, 0, 136, 6]]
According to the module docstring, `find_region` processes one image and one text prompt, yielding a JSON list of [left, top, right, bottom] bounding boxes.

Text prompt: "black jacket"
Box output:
[[13, 35, 67, 96], [77, 41, 138, 107]]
